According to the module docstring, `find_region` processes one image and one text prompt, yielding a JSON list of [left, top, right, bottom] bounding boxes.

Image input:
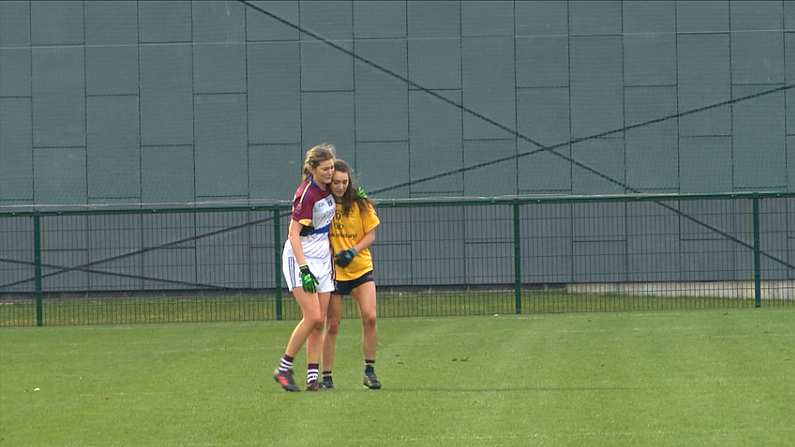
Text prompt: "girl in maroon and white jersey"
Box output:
[[273, 143, 336, 391]]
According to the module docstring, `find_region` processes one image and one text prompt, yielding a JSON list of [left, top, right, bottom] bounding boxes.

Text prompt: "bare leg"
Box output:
[[274, 288, 324, 391], [305, 292, 331, 366], [323, 294, 343, 373], [351, 282, 377, 362], [283, 288, 325, 357]]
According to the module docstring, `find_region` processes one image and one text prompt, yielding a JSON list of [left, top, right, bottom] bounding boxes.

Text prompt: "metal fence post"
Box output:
[[33, 214, 43, 326], [752, 197, 761, 308], [273, 208, 283, 320], [513, 202, 522, 314]]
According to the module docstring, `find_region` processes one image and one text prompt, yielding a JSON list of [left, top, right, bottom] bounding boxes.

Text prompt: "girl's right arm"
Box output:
[[288, 219, 307, 266]]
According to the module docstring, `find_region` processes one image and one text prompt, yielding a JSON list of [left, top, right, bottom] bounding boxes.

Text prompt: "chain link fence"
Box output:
[[1, 192, 793, 326]]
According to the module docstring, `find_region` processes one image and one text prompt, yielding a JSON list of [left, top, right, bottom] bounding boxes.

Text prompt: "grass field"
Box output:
[[2, 309, 794, 446], [0, 289, 776, 327]]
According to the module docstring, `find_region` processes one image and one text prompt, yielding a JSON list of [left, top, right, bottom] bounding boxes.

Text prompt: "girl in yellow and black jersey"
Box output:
[[322, 159, 382, 390]]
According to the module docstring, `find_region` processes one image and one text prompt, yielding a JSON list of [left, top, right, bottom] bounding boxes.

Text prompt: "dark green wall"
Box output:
[[1, 1, 794, 206]]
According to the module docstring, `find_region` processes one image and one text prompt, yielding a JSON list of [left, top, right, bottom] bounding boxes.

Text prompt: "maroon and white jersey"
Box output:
[[283, 177, 335, 260]]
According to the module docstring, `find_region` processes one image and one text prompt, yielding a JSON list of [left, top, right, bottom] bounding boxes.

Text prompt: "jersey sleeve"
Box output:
[[291, 183, 315, 226], [361, 203, 380, 233]]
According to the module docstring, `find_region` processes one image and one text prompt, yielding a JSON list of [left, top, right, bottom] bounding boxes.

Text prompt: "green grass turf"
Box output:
[[2, 309, 794, 446]]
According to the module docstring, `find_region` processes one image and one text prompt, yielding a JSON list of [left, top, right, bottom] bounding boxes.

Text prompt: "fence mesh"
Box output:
[[1, 193, 793, 326]]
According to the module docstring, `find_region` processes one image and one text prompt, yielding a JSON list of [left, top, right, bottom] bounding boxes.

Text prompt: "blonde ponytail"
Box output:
[[302, 143, 336, 181]]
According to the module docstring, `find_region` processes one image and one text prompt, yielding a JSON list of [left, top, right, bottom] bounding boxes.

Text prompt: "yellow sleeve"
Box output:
[[361, 204, 380, 234]]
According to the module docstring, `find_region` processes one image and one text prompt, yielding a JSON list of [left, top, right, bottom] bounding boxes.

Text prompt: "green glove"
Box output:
[[356, 185, 368, 199], [299, 264, 318, 293], [334, 248, 357, 267]]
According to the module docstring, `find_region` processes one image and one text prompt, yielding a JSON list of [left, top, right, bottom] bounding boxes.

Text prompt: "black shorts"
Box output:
[[334, 270, 374, 296]]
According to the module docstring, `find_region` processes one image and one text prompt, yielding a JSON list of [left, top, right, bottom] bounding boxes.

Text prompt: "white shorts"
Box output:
[[282, 253, 334, 293]]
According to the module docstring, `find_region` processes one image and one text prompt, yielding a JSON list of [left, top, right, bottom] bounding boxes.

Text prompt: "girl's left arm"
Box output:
[[353, 229, 376, 253]]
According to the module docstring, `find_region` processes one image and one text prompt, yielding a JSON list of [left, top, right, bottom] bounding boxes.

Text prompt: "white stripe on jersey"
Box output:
[[301, 194, 335, 259]]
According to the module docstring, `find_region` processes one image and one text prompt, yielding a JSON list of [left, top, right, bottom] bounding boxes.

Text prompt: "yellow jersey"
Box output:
[[329, 202, 380, 281]]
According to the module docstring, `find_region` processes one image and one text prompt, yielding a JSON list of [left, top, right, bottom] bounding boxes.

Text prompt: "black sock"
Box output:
[[322, 370, 332, 378], [364, 359, 375, 373]]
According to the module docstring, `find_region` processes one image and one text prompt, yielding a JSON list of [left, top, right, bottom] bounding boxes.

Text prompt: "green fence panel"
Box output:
[[1, 192, 793, 326]]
